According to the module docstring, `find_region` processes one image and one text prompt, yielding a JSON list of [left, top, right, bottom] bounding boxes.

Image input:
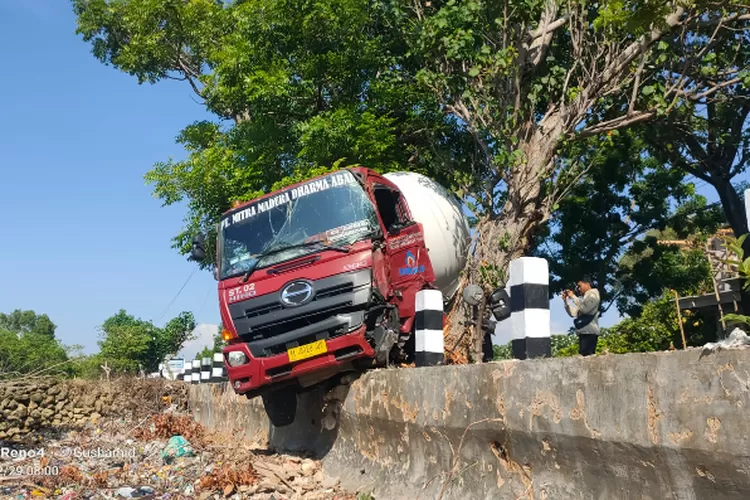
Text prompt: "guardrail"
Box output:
[[157, 353, 227, 383]]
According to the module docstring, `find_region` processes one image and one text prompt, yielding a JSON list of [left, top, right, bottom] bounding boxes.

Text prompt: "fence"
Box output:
[[158, 353, 227, 383]]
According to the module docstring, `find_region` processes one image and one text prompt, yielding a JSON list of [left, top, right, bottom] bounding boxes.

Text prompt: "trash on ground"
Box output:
[[702, 328, 750, 352], [161, 435, 194, 464]]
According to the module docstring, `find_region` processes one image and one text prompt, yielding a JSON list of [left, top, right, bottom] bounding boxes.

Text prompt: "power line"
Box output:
[[195, 287, 212, 321], [153, 266, 199, 326]]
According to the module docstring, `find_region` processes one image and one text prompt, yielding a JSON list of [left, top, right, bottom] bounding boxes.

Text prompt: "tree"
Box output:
[[196, 326, 225, 361], [73, 0, 467, 264], [0, 310, 69, 378], [600, 293, 717, 352], [393, 0, 750, 360], [97, 310, 196, 373], [0, 309, 57, 338], [641, 88, 750, 301], [158, 311, 197, 362], [74, 0, 750, 362], [640, 22, 750, 240], [614, 228, 715, 317], [532, 129, 723, 314]]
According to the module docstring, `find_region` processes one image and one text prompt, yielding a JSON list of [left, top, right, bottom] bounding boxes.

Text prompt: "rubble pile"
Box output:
[[0, 378, 355, 499], [0, 412, 353, 499]]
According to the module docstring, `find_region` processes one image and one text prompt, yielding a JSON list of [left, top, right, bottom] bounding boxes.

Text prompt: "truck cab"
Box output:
[[197, 168, 439, 426]]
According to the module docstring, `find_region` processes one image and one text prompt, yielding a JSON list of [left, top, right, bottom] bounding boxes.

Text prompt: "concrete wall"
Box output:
[[188, 349, 750, 500]]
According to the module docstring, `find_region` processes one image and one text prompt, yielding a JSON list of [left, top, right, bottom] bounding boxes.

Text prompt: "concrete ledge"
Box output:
[[188, 349, 750, 499], [188, 383, 339, 454]]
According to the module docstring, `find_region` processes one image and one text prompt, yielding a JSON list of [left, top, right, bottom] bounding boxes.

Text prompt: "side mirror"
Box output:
[[369, 224, 385, 241], [189, 233, 206, 262], [488, 287, 509, 306], [462, 284, 484, 306], [488, 287, 511, 321]]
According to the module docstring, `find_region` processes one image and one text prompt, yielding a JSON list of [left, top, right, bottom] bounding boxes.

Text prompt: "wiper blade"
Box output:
[[265, 240, 351, 256], [238, 241, 351, 280], [240, 262, 258, 283], [311, 242, 351, 253]]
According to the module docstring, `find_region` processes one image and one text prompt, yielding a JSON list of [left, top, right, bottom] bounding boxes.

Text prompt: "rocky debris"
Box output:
[[0, 408, 354, 499], [0, 377, 188, 443]]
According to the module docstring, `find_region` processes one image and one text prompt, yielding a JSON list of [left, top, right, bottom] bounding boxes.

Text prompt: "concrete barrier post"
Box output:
[[200, 357, 211, 382], [191, 359, 201, 384], [415, 289, 444, 366], [183, 363, 192, 383], [509, 257, 551, 359], [211, 353, 227, 382]]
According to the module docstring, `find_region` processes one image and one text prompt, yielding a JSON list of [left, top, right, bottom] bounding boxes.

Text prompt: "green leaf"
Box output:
[[724, 314, 750, 326]]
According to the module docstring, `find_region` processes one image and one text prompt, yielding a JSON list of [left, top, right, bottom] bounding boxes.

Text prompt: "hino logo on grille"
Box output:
[[280, 281, 314, 307]]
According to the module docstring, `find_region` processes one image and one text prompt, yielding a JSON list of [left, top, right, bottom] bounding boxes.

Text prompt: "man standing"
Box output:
[[562, 278, 601, 356]]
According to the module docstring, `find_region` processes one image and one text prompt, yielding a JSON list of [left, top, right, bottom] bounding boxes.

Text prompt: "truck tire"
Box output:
[[262, 388, 298, 427]]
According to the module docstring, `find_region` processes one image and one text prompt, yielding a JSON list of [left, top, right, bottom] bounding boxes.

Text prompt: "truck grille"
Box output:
[[228, 269, 372, 358], [242, 281, 356, 320]]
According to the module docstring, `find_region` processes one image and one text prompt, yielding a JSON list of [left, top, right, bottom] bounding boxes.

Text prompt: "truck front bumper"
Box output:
[[223, 325, 374, 394]]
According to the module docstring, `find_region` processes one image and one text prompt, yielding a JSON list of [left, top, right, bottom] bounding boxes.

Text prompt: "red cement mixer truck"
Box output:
[[190, 167, 472, 426]]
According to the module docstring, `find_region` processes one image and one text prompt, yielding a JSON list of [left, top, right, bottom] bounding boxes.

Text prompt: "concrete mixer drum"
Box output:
[[383, 172, 471, 301]]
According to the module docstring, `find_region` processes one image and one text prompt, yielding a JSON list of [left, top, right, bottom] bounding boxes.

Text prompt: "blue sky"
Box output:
[[0, 1, 218, 355], [0, 1, 743, 357]]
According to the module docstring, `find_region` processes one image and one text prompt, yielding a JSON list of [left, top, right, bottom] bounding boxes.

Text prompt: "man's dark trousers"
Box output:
[[579, 334, 598, 356]]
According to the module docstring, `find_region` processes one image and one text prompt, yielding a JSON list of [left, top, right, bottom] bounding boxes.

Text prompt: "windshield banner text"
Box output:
[[221, 172, 357, 230]]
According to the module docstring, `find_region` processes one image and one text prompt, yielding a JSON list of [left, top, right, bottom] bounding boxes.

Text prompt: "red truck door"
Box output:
[[370, 182, 430, 319]]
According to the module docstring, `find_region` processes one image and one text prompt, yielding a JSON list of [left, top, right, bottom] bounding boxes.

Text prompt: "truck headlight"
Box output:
[[227, 351, 248, 367]]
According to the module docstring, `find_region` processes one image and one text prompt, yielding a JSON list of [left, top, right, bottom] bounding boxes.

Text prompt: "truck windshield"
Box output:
[[218, 171, 378, 280]]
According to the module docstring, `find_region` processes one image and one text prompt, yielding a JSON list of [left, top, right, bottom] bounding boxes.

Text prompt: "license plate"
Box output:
[[287, 339, 328, 362]]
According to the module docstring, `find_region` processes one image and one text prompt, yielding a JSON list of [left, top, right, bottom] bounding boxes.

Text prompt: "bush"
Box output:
[[68, 354, 106, 379], [492, 333, 579, 360]]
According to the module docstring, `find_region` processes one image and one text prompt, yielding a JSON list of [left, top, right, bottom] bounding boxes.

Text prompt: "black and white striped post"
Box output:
[[210, 353, 227, 382], [509, 257, 551, 359], [191, 359, 201, 384], [183, 363, 193, 383], [200, 357, 211, 382], [415, 289, 444, 366]]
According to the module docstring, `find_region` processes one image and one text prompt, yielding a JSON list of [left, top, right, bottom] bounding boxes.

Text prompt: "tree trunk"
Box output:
[[445, 116, 564, 362], [712, 177, 750, 315]]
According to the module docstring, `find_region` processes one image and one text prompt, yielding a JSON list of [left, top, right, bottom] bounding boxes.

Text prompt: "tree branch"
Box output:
[[176, 57, 205, 99], [546, 161, 591, 217], [628, 55, 647, 116], [688, 77, 743, 101], [522, 1, 567, 68], [578, 111, 656, 137]]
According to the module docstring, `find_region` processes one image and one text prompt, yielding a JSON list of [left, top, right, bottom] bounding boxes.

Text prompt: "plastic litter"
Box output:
[[702, 328, 750, 352], [161, 435, 194, 464], [116, 487, 137, 498], [115, 486, 156, 498]]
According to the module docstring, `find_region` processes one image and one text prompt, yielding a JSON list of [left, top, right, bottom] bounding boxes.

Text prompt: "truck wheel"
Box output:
[[262, 388, 297, 427]]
